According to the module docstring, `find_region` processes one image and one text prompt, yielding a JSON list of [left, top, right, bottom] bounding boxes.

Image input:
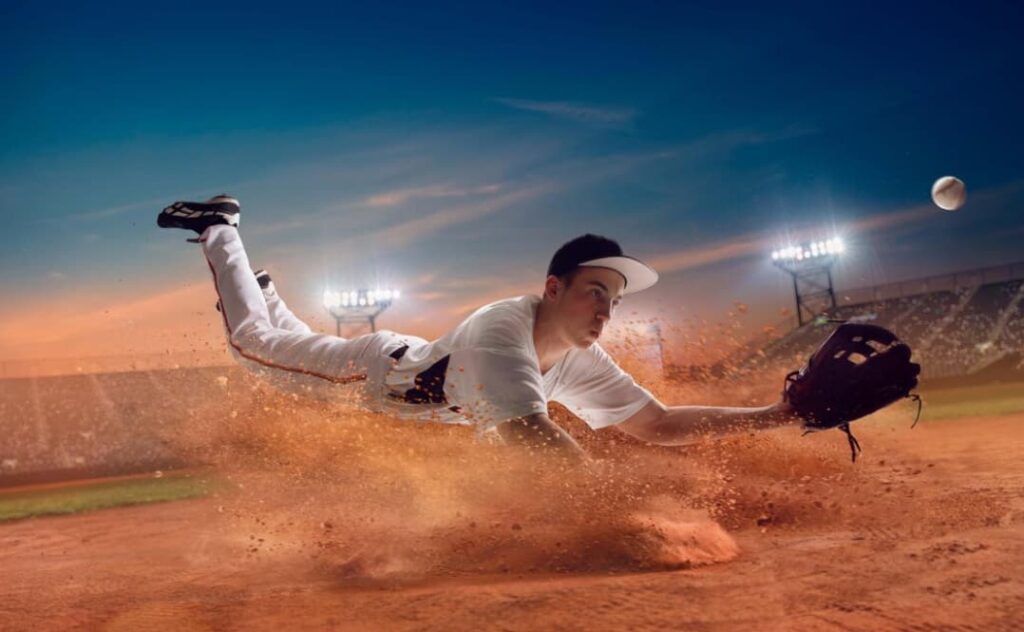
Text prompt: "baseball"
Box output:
[[931, 175, 966, 211]]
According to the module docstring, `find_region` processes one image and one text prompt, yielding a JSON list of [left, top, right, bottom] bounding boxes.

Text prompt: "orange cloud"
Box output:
[[361, 183, 502, 208], [0, 282, 226, 364], [648, 204, 936, 276], [648, 235, 768, 274], [367, 184, 554, 248]]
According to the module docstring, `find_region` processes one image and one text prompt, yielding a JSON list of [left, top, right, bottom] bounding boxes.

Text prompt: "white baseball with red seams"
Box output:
[[931, 175, 966, 211]]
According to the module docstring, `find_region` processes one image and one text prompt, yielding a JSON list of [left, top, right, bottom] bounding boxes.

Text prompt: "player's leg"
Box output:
[[254, 270, 314, 335], [158, 196, 394, 404], [200, 224, 375, 386], [216, 269, 312, 334]]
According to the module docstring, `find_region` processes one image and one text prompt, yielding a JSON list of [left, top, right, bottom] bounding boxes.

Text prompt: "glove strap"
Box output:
[[838, 423, 861, 463], [909, 394, 923, 429]]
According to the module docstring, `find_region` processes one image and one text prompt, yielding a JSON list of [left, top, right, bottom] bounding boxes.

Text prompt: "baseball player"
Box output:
[[159, 194, 891, 459]]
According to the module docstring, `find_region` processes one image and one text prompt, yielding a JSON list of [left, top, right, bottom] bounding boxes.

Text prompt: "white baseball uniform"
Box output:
[[202, 225, 654, 431]]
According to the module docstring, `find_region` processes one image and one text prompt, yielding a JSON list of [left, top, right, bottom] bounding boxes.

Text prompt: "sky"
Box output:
[[1, 0, 1023, 367]]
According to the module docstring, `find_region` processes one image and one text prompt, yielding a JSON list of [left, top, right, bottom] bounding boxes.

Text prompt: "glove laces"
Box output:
[[838, 423, 861, 462], [909, 394, 923, 428]]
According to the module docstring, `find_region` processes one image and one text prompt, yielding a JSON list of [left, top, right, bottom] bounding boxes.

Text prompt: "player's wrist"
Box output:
[[767, 400, 798, 424]]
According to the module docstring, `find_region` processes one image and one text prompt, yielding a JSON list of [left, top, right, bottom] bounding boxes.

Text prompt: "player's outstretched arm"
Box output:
[[616, 399, 799, 446], [496, 413, 587, 460]]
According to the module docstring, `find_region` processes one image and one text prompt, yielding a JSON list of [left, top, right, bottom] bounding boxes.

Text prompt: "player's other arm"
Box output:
[[496, 413, 586, 459], [616, 399, 800, 446]]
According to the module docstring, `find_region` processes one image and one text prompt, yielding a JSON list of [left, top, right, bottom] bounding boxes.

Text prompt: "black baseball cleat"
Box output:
[[158, 194, 240, 238]]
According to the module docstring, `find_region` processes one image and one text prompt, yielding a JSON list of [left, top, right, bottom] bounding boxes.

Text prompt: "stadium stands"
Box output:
[[743, 270, 1024, 381], [0, 366, 244, 486], [924, 281, 1023, 377], [994, 282, 1024, 371]]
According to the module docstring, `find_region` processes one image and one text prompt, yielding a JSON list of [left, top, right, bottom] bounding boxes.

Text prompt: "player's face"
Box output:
[[553, 267, 625, 348]]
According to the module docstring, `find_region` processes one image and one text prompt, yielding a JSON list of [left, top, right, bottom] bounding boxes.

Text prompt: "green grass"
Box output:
[[918, 381, 1024, 421], [0, 473, 222, 523]]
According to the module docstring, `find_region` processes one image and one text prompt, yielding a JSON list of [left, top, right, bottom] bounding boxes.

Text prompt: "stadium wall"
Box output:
[[0, 366, 245, 487]]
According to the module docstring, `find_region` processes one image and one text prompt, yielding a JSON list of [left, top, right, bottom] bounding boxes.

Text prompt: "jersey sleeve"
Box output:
[[554, 344, 655, 430], [443, 346, 548, 430]]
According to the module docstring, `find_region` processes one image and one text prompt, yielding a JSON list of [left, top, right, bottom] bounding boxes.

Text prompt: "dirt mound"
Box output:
[[3, 388, 1023, 630]]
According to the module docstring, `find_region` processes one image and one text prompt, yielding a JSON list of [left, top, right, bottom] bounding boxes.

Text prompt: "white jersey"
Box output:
[[382, 295, 654, 430]]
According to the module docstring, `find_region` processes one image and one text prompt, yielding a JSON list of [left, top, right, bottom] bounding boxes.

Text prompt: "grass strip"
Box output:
[[919, 382, 1024, 421], [0, 473, 222, 522]]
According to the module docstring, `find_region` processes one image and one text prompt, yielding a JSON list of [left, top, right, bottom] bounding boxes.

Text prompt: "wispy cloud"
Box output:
[[850, 204, 934, 234], [648, 234, 769, 274], [248, 180, 510, 237], [0, 283, 222, 359], [72, 183, 252, 222], [74, 195, 177, 221], [495, 97, 637, 127], [649, 204, 937, 276], [360, 183, 502, 208], [365, 183, 555, 248], [251, 141, 666, 241], [669, 125, 817, 161], [73, 175, 266, 222]]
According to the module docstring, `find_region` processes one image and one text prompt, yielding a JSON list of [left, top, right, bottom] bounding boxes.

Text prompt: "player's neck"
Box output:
[[533, 301, 572, 373]]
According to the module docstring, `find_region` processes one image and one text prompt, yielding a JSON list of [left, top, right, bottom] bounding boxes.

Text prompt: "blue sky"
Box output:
[[2, 1, 1023, 359]]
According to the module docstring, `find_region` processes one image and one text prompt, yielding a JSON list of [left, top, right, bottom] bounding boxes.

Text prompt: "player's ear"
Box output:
[[543, 275, 562, 301]]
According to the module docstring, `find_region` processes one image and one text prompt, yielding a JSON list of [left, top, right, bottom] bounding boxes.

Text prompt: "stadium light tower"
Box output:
[[771, 237, 845, 327], [322, 288, 400, 335]]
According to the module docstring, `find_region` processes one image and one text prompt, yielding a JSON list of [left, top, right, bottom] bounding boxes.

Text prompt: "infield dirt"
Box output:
[[2, 386, 1022, 630]]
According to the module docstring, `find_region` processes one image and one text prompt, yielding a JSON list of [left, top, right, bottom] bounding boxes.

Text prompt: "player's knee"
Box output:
[[229, 324, 270, 352]]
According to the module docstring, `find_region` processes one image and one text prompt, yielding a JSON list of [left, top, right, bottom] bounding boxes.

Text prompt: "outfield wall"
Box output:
[[0, 366, 247, 487]]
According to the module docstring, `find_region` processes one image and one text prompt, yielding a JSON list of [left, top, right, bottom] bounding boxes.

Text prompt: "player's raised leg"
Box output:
[[157, 196, 389, 398], [216, 269, 315, 376]]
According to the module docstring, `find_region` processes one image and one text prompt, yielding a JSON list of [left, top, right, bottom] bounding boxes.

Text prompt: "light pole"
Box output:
[[771, 237, 845, 327], [322, 288, 400, 336]]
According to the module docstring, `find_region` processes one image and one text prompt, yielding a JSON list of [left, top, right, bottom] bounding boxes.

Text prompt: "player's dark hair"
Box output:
[[557, 267, 583, 287], [547, 234, 623, 286]]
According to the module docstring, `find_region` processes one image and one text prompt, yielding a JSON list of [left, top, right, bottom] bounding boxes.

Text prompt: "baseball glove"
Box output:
[[783, 323, 922, 461]]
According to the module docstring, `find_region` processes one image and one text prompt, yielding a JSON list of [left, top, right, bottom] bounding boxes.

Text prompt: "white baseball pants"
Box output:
[[200, 225, 407, 409]]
